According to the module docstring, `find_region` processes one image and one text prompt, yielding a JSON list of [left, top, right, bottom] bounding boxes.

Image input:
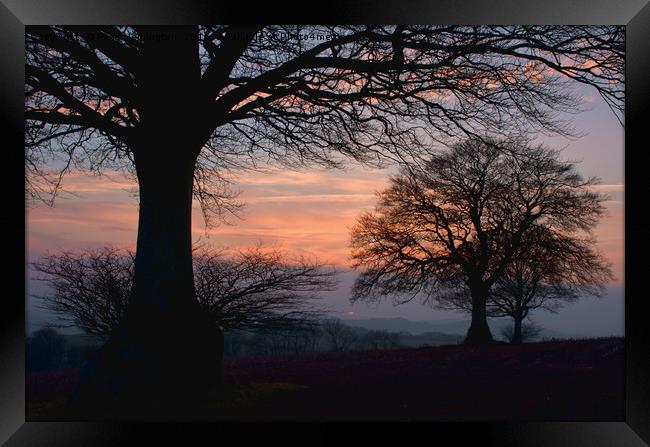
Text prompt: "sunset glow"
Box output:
[[26, 74, 625, 334], [27, 162, 624, 282]]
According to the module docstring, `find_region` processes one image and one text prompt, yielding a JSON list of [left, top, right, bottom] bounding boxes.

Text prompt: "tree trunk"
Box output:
[[511, 316, 523, 344], [68, 141, 224, 419], [66, 26, 227, 419], [464, 286, 494, 345]]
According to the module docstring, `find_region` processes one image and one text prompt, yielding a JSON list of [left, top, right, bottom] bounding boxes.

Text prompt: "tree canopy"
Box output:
[[486, 227, 613, 317], [26, 25, 624, 214], [350, 137, 608, 343], [432, 224, 613, 343]]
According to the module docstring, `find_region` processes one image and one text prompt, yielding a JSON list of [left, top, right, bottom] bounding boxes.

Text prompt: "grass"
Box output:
[[27, 381, 310, 420], [26, 337, 624, 421], [206, 381, 308, 412], [26, 398, 68, 419]]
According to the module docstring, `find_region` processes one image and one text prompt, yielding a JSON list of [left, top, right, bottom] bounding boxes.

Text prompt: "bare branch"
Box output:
[[31, 245, 337, 336]]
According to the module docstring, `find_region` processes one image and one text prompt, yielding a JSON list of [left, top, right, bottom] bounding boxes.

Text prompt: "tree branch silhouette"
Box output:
[[350, 136, 609, 344], [24, 25, 623, 414], [32, 245, 336, 338]]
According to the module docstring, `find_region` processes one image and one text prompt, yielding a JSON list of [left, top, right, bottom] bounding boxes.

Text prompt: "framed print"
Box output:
[[1, 0, 649, 445]]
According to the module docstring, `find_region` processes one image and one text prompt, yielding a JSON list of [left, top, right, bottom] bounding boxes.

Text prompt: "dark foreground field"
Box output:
[[27, 337, 624, 421]]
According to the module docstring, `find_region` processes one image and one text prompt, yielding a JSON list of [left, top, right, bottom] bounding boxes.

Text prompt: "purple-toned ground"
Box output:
[[27, 337, 624, 421]]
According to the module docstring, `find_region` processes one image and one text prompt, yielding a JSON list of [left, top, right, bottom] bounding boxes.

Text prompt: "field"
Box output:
[[27, 337, 624, 421]]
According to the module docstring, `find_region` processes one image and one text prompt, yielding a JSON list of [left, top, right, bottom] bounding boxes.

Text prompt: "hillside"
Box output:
[[27, 337, 624, 421], [220, 337, 623, 421], [341, 317, 578, 339]]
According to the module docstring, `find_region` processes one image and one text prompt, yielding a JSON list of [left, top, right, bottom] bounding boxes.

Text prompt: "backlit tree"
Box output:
[[350, 138, 607, 344], [25, 25, 623, 415]]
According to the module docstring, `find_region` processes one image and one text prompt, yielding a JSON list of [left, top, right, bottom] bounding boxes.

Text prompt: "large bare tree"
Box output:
[[25, 25, 623, 414], [350, 137, 608, 344]]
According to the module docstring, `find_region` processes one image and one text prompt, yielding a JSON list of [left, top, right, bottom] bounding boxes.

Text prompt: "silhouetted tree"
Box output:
[[489, 228, 612, 343], [499, 320, 543, 343], [27, 327, 66, 372], [321, 318, 359, 352], [350, 137, 607, 344], [32, 246, 335, 368], [25, 25, 623, 413], [32, 248, 134, 337], [434, 225, 613, 343]]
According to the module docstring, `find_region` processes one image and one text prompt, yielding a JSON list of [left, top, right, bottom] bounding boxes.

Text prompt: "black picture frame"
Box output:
[[1, 1, 648, 444]]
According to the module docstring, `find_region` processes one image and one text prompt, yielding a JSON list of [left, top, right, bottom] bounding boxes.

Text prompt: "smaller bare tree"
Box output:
[[499, 320, 544, 343], [488, 228, 613, 344], [31, 248, 134, 337], [435, 226, 614, 344]]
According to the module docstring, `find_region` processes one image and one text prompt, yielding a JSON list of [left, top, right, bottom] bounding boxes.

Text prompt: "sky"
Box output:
[[26, 86, 624, 337]]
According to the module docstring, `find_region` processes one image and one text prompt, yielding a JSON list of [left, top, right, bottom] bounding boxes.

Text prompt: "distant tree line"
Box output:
[[27, 318, 409, 372], [222, 319, 403, 358], [26, 314, 551, 373], [26, 328, 102, 372]]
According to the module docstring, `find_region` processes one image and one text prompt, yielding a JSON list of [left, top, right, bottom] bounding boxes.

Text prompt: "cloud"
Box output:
[[51, 170, 138, 194], [592, 183, 624, 192], [27, 162, 624, 279]]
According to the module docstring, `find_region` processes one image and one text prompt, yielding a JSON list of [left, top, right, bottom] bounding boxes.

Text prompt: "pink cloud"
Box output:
[[27, 164, 624, 283]]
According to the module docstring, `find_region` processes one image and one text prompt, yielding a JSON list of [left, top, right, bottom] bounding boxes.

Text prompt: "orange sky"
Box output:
[[26, 162, 624, 287], [27, 78, 625, 286], [25, 70, 625, 335]]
